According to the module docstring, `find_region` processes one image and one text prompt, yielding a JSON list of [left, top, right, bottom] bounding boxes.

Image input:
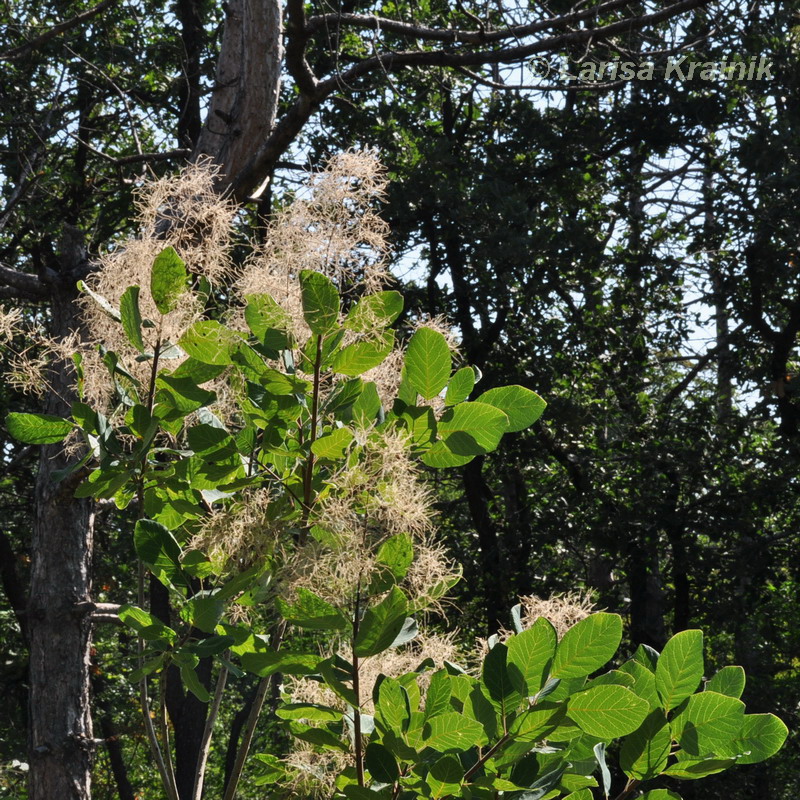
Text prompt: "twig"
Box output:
[[223, 621, 287, 800], [0, 0, 118, 61], [192, 657, 230, 800]]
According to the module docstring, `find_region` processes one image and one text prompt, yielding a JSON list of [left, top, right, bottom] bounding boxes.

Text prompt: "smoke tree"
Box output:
[[4, 156, 787, 799]]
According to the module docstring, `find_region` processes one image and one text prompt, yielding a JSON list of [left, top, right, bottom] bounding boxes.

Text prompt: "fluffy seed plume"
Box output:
[[236, 151, 391, 343], [77, 160, 237, 408]]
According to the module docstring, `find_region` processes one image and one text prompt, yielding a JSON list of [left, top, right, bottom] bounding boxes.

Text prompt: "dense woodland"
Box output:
[[1, 0, 799, 798]]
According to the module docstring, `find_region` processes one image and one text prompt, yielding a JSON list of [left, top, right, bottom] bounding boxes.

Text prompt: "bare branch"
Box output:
[[0, 0, 118, 61], [0, 263, 47, 298], [317, 0, 713, 90], [285, 0, 317, 94], [306, 0, 636, 45], [230, 0, 711, 199]]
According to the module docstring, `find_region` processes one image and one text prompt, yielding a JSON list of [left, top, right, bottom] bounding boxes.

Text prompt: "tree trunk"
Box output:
[[194, 0, 283, 197], [27, 228, 95, 800], [463, 457, 505, 634]]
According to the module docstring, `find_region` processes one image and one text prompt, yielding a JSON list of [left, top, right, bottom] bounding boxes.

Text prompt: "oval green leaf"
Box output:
[[300, 270, 340, 334], [506, 616, 557, 696], [620, 709, 671, 779], [423, 712, 484, 752], [655, 629, 704, 711], [705, 665, 745, 699], [551, 612, 623, 679], [728, 713, 788, 764], [671, 690, 745, 756], [404, 327, 451, 400], [120, 285, 145, 351], [567, 684, 649, 738], [476, 385, 546, 432], [445, 367, 475, 405], [151, 246, 188, 315], [6, 412, 74, 444]]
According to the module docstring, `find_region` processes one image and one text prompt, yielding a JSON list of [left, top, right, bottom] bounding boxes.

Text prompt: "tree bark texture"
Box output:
[[194, 0, 283, 196], [27, 228, 95, 800]]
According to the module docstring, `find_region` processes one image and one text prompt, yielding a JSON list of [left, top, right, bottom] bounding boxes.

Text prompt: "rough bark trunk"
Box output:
[[194, 0, 283, 198], [27, 228, 95, 800]]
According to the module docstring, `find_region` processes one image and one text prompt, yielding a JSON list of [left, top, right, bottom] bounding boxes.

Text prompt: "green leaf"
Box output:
[[118, 604, 176, 644], [618, 660, 660, 709], [445, 367, 475, 405], [551, 612, 622, 679], [563, 792, 594, 800], [156, 374, 216, 413], [276, 703, 343, 722], [190, 635, 235, 658], [172, 358, 226, 384], [245, 293, 292, 349], [74, 466, 133, 499], [325, 378, 364, 416], [288, 721, 349, 752], [345, 291, 403, 332], [151, 246, 188, 314], [180, 663, 210, 702], [426, 755, 463, 798], [404, 327, 451, 400], [375, 677, 411, 733], [252, 753, 286, 786], [728, 713, 788, 764], [134, 519, 186, 589], [181, 595, 224, 633], [350, 381, 381, 427], [300, 270, 340, 334], [620, 709, 671, 779], [354, 586, 408, 657], [671, 691, 745, 756], [663, 753, 735, 779], [424, 670, 452, 720], [179, 320, 240, 365], [463, 685, 497, 742], [638, 792, 683, 799], [187, 424, 238, 461], [508, 701, 565, 743], [332, 331, 394, 376], [365, 742, 400, 783], [311, 427, 355, 459], [482, 642, 522, 718], [375, 533, 414, 580], [567, 685, 649, 738], [423, 711, 484, 751], [278, 588, 348, 631], [343, 786, 391, 800], [120, 285, 145, 351], [421, 402, 509, 467], [476, 385, 546, 432], [240, 650, 321, 677], [655, 629, 704, 711], [6, 412, 73, 444], [397, 405, 437, 448], [633, 643, 660, 673], [507, 617, 557, 696], [705, 666, 745, 699]]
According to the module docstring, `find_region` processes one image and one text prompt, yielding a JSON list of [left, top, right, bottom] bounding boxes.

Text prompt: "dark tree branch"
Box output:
[[0, 0, 118, 61], [306, 0, 636, 44], [285, 0, 317, 94], [231, 0, 712, 199], [0, 263, 47, 298]]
